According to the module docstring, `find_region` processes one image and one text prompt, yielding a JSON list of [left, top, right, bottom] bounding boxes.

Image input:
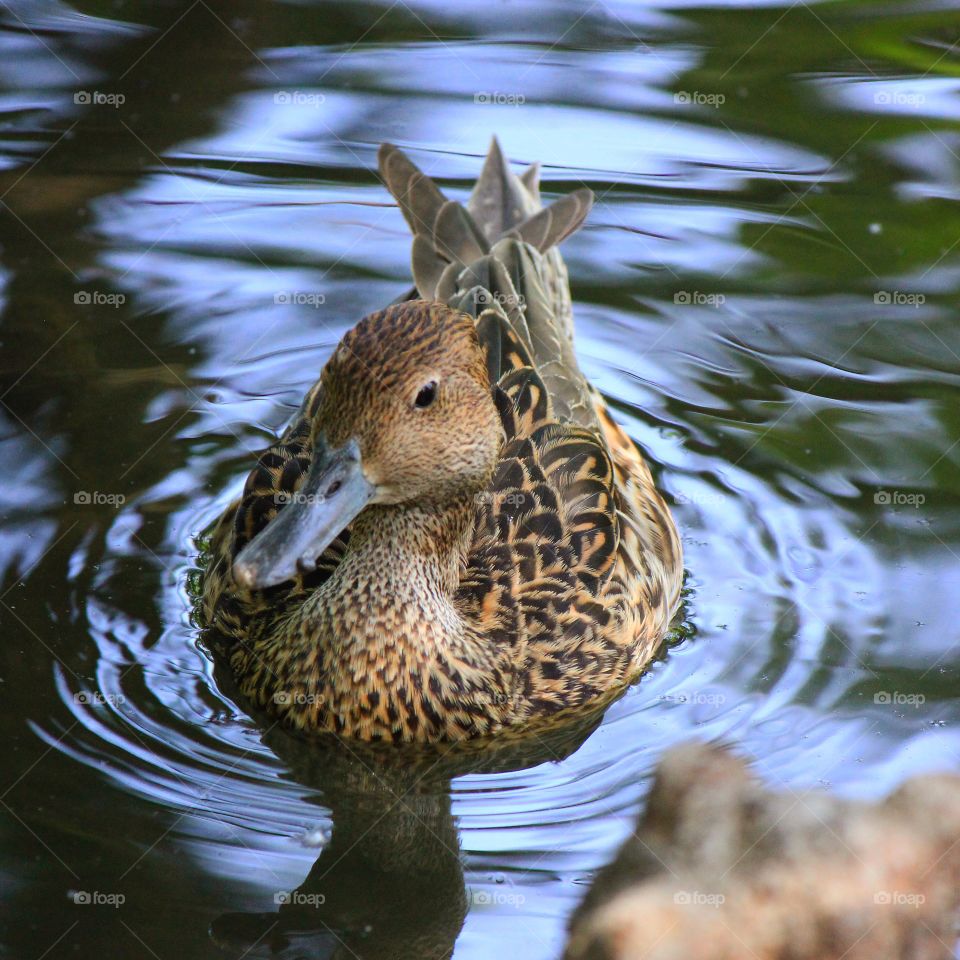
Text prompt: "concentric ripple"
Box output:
[[4, 2, 960, 959]]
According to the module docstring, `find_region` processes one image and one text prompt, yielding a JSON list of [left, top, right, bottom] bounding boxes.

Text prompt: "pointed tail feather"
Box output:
[[466, 136, 538, 241], [378, 140, 593, 299], [378, 139, 597, 428], [378, 143, 447, 237], [507, 188, 593, 252]]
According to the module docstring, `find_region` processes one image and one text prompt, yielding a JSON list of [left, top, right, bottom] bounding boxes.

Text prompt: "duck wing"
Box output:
[[456, 372, 626, 713], [379, 141, 681, 709]]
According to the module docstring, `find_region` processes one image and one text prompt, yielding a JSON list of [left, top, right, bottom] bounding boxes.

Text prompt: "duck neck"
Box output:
[[319, 493, 475, 632], [276, 490, 511, 740]]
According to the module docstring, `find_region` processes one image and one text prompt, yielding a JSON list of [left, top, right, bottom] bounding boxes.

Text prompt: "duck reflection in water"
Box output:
[[209, 687, 608, 960]]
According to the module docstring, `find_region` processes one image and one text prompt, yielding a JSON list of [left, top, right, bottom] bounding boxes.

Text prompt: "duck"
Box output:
[[199, 139, 683, 744]]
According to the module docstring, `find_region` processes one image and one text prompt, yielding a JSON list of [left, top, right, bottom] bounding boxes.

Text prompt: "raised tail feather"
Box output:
[[378, 139, 597, 426]]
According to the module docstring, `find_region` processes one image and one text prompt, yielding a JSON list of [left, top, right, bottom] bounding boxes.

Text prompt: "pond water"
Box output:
[[3, 0, 960, 957]]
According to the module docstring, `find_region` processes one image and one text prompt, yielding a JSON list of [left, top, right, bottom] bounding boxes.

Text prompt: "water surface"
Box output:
[[3, 1, 960, 957]]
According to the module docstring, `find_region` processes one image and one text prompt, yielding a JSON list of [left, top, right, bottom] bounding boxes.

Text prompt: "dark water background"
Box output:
[[2, 0, 960, 957]]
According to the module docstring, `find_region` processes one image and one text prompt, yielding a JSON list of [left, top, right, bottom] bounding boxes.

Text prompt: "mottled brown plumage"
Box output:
[[199, 139, 683, 743]]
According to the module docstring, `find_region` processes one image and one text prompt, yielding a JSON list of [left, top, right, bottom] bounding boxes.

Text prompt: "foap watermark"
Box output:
[[275, 291, 326, 308], [474, 91, 526, 107], [74, 491, 126, 507], [874, 890, 925, 908], [875, 691, 925, 708], [874, 290, 924, 308], [874, 90, 925, 109], [274, 90, 325, 108], [73, 891, 125, 908], [674, 91, 725, 108], [473, 289, 526, 310], [673, 890, 725, 907], [273, 691, 325, 706], [689, 691, 726, 707], [674, 291, 725, 307], [275, 491, 327, 506], [874, 490, 925, 508], [74, 90, 125, 108], [673, 491, 726, 507], [475, 490, 535, 510], [479, 690, 522, 707], [471, 889, 526, 907], [75, 291, 125, 308], [74, 691, 126, 707], [274, 890, 326, 906], [659, 691, 726, 707]]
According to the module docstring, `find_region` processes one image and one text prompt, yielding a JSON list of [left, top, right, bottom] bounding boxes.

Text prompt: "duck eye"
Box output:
[[414, 380, 438, 409]]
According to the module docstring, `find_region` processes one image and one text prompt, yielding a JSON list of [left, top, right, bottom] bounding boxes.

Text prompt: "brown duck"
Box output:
[[200, 139, 683, 743]]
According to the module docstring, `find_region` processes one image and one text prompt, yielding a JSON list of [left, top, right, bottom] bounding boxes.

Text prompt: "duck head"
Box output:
[[233, 300, 502, 589]]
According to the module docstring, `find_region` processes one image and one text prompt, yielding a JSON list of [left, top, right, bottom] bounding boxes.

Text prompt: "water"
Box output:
[[3, 0, 960, 957]]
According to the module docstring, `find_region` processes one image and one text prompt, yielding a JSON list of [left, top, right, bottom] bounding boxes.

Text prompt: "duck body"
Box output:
[[200, 140, 683, 743]]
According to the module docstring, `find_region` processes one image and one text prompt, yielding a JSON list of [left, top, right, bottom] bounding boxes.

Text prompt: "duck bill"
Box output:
[[232, 437, 373, 590]]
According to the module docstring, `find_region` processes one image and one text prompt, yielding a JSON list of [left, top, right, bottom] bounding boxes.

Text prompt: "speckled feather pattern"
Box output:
[[200, 142, 683, 742]]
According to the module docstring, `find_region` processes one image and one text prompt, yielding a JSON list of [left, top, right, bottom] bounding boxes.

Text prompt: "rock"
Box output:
[[564, 742, 960, 960]]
